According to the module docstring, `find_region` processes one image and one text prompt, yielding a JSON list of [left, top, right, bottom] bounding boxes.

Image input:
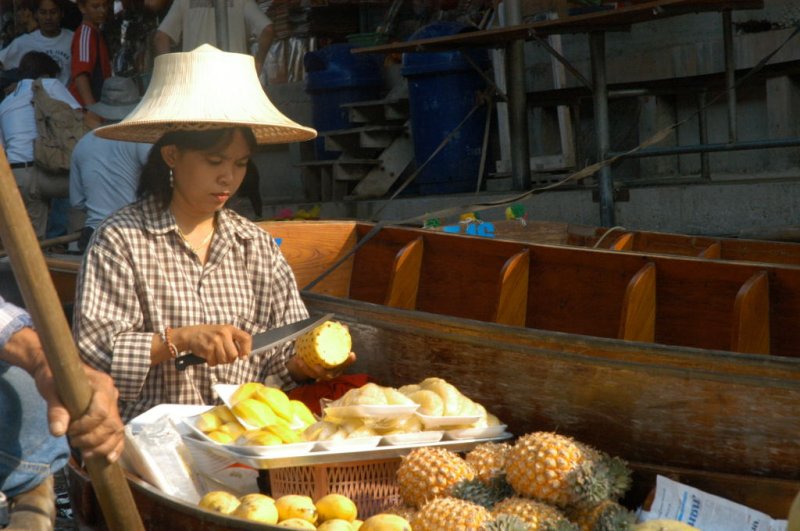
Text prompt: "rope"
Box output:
[[592, 225, 627, 249]]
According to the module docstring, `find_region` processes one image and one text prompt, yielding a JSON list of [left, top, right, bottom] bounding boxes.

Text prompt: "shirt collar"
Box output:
[[139, 194, 262, 242]]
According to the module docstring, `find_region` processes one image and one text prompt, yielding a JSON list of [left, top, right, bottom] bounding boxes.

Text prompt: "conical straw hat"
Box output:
[[95, 44, 317, 144]]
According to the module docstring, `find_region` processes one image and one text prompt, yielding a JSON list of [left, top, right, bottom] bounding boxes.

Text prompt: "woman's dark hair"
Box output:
[[138, 127, 257, 209], [18, 51, 60, 79]]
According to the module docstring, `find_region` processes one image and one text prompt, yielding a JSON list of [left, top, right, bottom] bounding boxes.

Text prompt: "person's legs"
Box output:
[[0, 364, 69, 499]]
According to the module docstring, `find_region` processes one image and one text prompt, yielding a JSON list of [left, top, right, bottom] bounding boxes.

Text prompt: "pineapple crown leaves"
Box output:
[[569, 459, 613, 506], [594, 503, 636, 531], [602, 455, 632, 500], [451, 476, 515, 510], [481, 514, 531, 531], [543, 519, 580, 531]]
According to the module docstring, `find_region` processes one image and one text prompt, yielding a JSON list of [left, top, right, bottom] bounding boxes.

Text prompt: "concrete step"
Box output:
[[341, 98, 410, 124], [322, 124, 408, 153]]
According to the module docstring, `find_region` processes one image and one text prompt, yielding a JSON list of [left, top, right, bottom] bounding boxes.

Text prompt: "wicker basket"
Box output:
[[268, 458, 402, 519]]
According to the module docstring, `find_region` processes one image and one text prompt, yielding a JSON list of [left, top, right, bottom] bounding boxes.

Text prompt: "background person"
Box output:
[[0, 0, 73, 86], [0, 51, 80, 239], [68, 0, 110, 106], [152, 0, 273, 75], [69, 75, 150, 251], [72, 45, 352, 422]]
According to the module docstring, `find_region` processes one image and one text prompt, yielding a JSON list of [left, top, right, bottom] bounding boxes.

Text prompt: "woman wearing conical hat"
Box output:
[[71, 44, 354, 422]]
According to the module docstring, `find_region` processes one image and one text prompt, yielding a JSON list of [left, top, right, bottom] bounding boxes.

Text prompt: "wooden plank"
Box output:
[[384, 237, 423, 310], [353, 0, 764, 54], [257, 221, 357, 297], [731, 271, 770, 355], [618, 262, 656, 342], [493, 249, 529, 326]]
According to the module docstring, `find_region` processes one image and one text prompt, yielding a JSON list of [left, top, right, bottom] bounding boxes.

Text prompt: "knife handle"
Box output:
[[174, 353, 206, 371]]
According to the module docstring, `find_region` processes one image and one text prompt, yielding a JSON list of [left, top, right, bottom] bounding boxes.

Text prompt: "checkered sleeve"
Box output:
[[0, 296, 33, 349], [74, 229, 154, 401], [256, 234, 309, 389]]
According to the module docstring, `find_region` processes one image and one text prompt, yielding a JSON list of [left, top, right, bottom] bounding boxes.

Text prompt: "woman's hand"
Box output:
[[287, 351, 357, 383], [173, 324, 252, 367]]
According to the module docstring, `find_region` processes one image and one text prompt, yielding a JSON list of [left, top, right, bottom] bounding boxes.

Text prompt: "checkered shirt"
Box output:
[[73, 196, 309, 422]]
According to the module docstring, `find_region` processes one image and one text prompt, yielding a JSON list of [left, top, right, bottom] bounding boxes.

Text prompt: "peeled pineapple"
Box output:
[[295, 320, 351, 369]]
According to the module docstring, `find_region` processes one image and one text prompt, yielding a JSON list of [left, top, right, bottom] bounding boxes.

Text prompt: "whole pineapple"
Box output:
[[504, 432, 631, 508], [467, 442, 512, 484], [566, 499, 635, 531], [397, 447, 475, 508], [412, 497, 492, 531], [493, 497, 578, 531]]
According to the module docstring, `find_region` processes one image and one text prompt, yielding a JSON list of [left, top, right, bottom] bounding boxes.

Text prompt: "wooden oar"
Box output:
[[0, 152, 144, 529], [0, 230, 81, 258]]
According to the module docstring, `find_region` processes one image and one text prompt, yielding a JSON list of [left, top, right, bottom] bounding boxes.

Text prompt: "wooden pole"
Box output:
[[0, 152, 144, 529]]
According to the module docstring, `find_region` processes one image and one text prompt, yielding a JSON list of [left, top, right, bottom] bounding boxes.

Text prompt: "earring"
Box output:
[[169, 167, 174, 188]]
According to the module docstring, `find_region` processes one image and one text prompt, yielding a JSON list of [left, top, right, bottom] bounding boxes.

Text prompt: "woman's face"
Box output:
[[161, 129, 251, 217]]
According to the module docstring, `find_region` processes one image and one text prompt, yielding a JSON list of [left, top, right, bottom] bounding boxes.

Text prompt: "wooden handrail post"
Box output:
[[0, 151, 144, 529]]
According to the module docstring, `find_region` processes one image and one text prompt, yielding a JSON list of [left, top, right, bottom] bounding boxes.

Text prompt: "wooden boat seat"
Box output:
[[730, 271, 770, 355], [611, 232, 635, 251], [618, 262, 656, 342], [384, 237, 423, 310], [493, 249, 529, 326]]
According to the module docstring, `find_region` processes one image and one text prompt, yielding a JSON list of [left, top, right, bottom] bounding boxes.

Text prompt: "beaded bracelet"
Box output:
[[161, 326, 179, 359]]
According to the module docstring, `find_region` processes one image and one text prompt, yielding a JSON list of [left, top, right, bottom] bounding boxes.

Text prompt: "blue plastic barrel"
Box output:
[[402, 21, 491, 194], [305, 44, 384, 160]]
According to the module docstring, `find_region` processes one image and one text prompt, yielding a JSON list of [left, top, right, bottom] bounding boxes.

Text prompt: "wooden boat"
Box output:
[[445, 218, 800, 266], [49, 220, 800, 527], [66, 293, 800, 529]]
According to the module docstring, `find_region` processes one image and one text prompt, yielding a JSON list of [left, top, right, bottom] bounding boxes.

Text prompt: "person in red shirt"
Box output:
[[68, 0, 110, 107]]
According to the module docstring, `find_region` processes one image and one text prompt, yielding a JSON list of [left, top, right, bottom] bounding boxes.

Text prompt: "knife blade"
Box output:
[[174, 313, 334, 371]]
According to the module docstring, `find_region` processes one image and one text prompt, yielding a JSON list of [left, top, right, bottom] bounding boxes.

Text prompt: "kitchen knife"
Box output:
[[174, 313, 334, 371]]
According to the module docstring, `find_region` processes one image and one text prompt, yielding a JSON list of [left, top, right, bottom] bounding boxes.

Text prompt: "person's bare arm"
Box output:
[[254, 24, 274, 76], [153, 30, 174, 56], [73, 73, 96, 107], [3, 327, 124, 461]]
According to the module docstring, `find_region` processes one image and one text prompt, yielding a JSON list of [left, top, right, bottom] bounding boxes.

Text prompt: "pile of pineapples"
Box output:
[[386, 432, 636, 531]]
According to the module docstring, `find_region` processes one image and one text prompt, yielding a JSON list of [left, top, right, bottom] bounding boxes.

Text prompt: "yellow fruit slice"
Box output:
[[290, 400, 317, 427], [217, 421, 246, 439], [295, 321, 352, 369], [195, 411, 223, 433], [230, 382, 266, 406], [233, 397, 279, 428], [239, 429, 283, 446], [255, 386, 293, 422], [263, 423, 303, 444], [206, 430, 235, 444]]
